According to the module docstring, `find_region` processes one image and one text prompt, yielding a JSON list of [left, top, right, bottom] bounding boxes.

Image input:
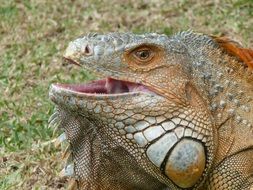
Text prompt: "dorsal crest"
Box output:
[[211, 35, 253, 69]]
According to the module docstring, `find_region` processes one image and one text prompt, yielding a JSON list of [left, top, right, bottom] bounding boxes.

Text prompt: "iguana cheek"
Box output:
[[163, 139, 206, 188]]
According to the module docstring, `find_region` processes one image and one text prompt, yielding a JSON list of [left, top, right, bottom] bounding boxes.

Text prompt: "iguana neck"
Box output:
[[181, 41, 253, 168], [194, 48, 252, 130], [175, 31, 253, 129]]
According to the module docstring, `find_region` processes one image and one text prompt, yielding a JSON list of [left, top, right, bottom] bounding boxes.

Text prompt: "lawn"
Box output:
[[0, 0, 252, 189]]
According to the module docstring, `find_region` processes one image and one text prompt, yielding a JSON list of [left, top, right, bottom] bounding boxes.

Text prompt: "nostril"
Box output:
[[83, 44, 93, 56], [85, 45, 90, 54]]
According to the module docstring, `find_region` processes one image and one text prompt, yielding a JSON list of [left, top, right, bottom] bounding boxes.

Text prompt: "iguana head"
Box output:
[[49, 32, 217, 189], [61, 33, 192, 102]]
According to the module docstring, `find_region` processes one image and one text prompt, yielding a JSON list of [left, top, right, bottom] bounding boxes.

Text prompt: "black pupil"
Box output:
[[137, 50, 149, 59]]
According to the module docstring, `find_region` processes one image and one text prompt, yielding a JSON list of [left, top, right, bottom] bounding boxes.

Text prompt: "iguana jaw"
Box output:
[[51, 77, 155, 97]]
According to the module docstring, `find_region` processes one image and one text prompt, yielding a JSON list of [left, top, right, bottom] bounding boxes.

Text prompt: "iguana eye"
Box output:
[[124, 45, 163, 69], [134, 50, 152, 60], [133, 48, 154, 62]]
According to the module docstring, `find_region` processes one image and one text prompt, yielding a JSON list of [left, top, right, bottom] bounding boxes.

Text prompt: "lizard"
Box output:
[[48, 31, 253, 190]]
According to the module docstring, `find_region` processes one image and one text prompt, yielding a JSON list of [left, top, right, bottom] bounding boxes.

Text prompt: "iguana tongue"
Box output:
[[105, 77, 129, 93], [57, 77, 153, 94], [106, 78, 153, 94]]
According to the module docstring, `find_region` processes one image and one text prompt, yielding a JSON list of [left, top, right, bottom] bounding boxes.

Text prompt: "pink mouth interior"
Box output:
[[57, 78, 153, 94]]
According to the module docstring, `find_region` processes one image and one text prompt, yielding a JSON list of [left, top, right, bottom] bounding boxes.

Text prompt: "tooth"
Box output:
[[54, 133, 67, 148], [59, 163, 74, 177]]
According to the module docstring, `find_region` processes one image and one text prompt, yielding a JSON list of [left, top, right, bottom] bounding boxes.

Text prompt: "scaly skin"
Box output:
[[49, 31, 253, 190]]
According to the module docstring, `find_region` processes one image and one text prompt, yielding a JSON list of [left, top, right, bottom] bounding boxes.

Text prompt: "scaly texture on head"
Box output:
[[49, 31, 253, 190]]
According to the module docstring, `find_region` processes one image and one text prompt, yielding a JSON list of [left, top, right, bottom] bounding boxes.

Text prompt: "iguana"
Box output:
[[48, 31, 253, 190]]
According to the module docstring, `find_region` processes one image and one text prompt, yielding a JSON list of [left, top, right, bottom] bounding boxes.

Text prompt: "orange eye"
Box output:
[[133, 49, 154, 62], [123, 45, 162, 69]]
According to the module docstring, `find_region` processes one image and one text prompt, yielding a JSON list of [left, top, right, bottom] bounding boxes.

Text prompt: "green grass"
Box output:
[[0, 0, 252, 189]]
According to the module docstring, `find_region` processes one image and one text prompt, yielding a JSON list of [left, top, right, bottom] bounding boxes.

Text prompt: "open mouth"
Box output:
[[54, 77, 154, 96], [52, 57, 156, 97]]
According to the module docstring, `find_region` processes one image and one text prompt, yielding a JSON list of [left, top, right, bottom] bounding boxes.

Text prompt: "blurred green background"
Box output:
[[0, 0, 252, 189]]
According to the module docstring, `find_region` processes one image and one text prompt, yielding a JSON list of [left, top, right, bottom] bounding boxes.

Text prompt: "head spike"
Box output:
[[54, 133, 67, 148], [59, 163, 74, 177]]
